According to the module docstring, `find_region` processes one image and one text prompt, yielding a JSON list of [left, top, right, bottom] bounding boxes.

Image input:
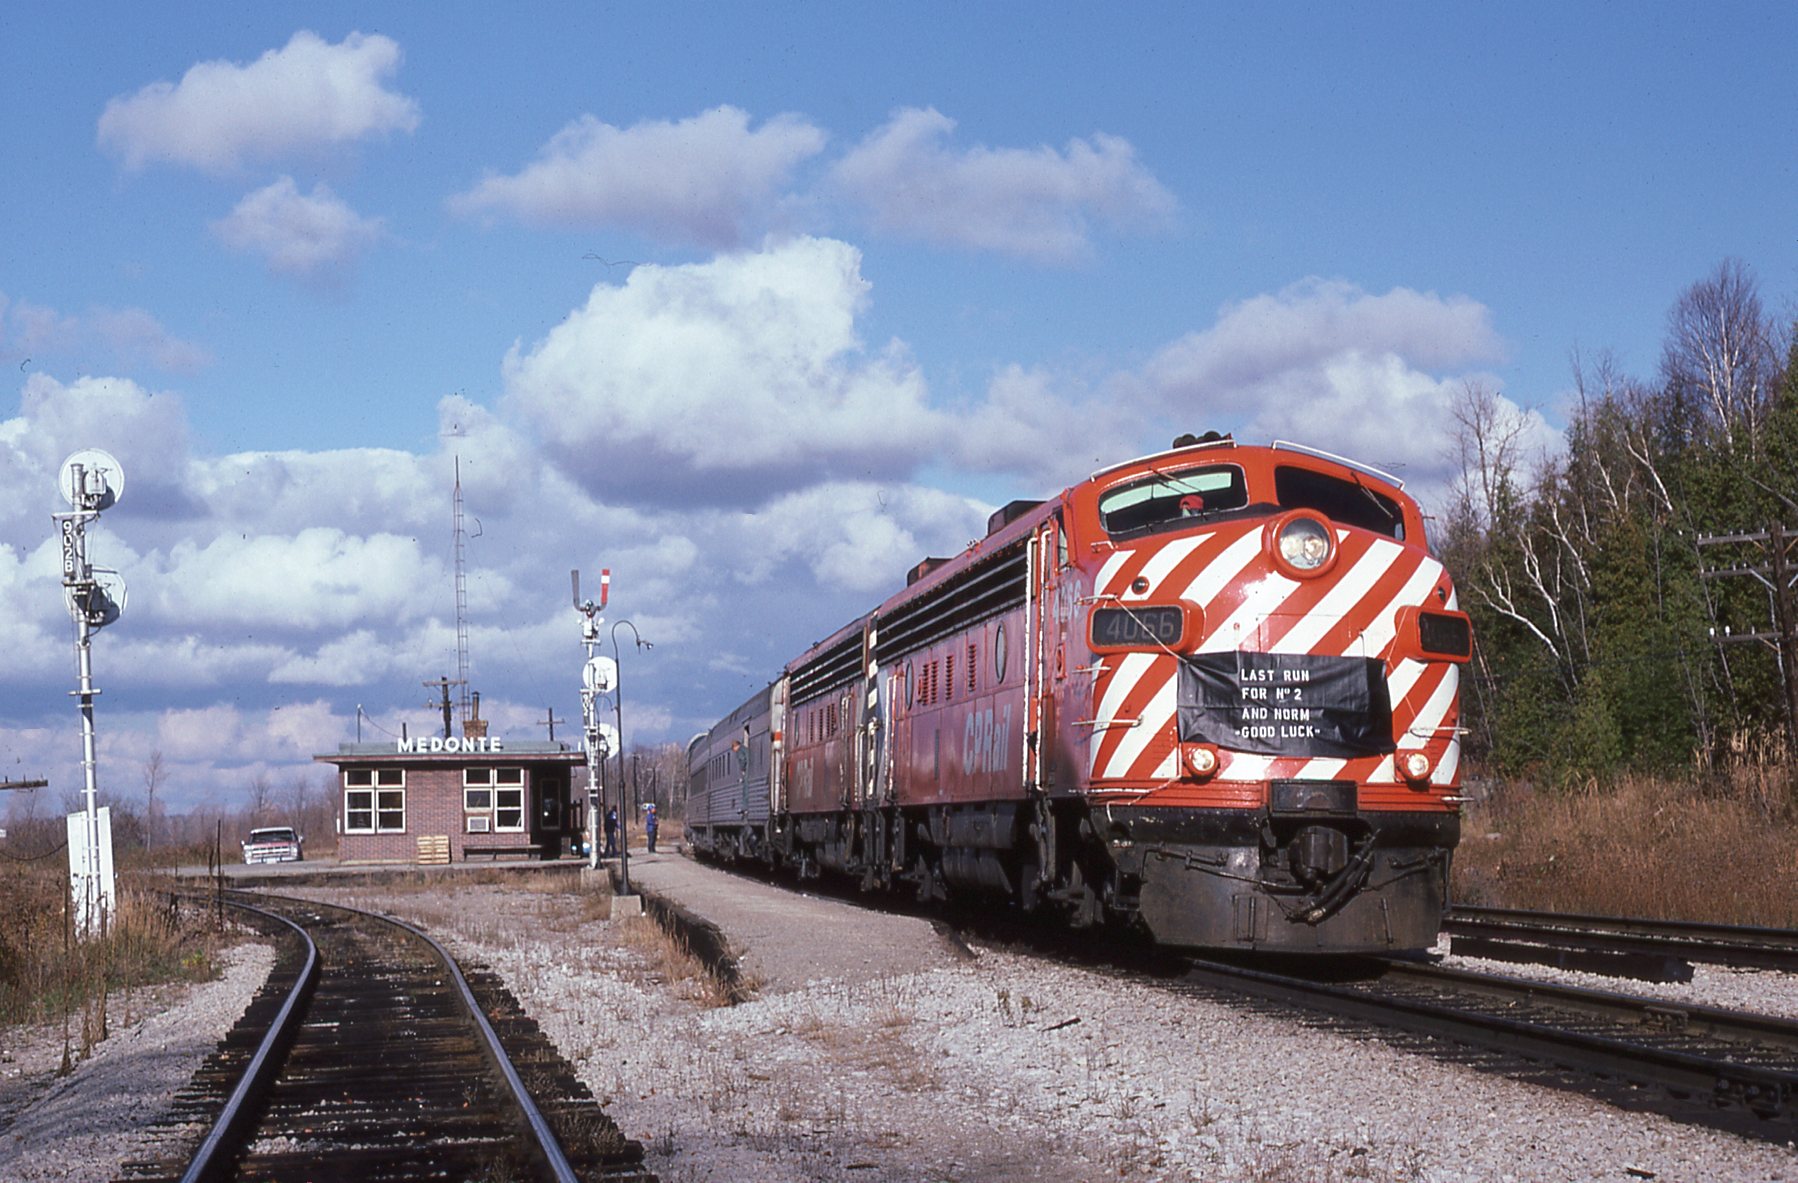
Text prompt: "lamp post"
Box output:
[[609, 619, 650, 897]]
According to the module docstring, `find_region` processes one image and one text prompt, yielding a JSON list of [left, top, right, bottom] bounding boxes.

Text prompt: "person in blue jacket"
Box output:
[[644, 803, 659, 853]]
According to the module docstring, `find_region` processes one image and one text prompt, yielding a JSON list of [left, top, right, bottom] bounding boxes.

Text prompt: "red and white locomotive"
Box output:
[[687, 436, 1469, 952]]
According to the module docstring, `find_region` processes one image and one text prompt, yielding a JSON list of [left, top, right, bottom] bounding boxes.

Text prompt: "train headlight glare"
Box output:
[[1272, 510, 1344, 575], [1277, 517, 1334, 570], [1401, 751, 1433, 783]]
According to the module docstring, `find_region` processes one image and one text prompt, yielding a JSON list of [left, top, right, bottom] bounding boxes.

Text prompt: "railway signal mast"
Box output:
[[54, 449, 127, 937], [573, 569, 618, 875]]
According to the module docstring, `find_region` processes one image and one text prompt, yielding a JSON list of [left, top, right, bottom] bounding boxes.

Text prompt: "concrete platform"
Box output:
[[619, 850, 965, 994]]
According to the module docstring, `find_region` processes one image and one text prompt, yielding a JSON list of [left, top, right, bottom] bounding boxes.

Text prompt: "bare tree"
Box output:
[[247, 773, 275, 824], [142, 750, 166, 848], [1450, 381, 1584, 682], [1661, 258, 1779, 453]]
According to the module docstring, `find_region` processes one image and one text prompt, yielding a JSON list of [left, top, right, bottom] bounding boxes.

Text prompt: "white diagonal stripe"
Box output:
[[1180, 529, 1265, 607], [1095, 548, 1135, 598], [1131, 533, 1210, 597], [1398, 665, 1458, 749], [1296, 758, 1347, 780], [1360, 557, 1446, 659], [1096, 652, 1156, 724], [1105, 678, 1175, 778], [1225, 754, 1273, 780], [1431, 740, 1461, 785], [1197, 572, 1300, 653], [1272, 537, 1402, 654]]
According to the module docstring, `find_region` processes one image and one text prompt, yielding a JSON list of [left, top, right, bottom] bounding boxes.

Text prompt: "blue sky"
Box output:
[[3, 4, 1795, 815]]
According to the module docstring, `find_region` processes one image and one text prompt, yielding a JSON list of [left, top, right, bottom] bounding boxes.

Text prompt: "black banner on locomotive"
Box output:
[[1177, 651, 1394, 758]]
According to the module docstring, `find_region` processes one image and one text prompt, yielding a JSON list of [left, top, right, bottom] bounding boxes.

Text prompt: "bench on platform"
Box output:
[[466, 844, 541, 861]]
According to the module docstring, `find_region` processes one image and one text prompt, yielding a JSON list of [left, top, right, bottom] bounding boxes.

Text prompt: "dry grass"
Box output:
[[611, 913, 738, 1007], [1452, 766, 1798, 925], [0, 863, 221, 1062]]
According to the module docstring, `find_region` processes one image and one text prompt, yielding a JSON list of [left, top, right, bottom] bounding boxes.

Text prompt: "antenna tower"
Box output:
[[453, 455, 471, 726]]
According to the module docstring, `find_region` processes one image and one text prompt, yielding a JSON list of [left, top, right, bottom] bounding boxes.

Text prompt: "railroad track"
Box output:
[[1444, 905, 1798, 975], [1180, 953, 1798, 1141], [122, 891, 651, 1182]]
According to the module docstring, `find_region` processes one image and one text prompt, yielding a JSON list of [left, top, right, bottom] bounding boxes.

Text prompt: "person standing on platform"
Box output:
[[604, 806, 618, 857], [645, 803, 658, 853]]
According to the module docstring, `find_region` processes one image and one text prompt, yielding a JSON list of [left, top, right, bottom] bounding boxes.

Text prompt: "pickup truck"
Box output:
[[241, 826, 304, 865]]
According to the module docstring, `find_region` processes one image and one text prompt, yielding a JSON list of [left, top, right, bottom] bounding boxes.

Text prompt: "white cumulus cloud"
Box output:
[[451, 105, 826, 248], [212, 177, 386, 282], [148, 528, 443, 633], [98, 30, 420, 174], [1133, 278, 1511, 494], [830, 107, 1176, 261], [503, 236, 941, 506]]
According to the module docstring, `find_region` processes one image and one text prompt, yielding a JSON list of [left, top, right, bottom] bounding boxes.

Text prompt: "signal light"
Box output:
[[1184, 744, 1220, 779], [1400, 751, 1433, 784]]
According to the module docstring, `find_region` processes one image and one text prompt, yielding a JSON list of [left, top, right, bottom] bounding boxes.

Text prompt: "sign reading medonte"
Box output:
[[396, 736, 505, 754]]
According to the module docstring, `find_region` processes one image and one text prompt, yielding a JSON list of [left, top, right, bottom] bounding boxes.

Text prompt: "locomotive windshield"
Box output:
[[1273, 466, 1405, 540], [1098, 465, 1248, 538]]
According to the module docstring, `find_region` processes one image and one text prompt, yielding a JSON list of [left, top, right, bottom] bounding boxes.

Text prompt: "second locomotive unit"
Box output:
[[687, 436, 1469, 952]]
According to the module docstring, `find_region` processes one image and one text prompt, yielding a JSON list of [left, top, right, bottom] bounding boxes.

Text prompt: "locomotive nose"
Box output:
[[1288, 824, 1349, 888]]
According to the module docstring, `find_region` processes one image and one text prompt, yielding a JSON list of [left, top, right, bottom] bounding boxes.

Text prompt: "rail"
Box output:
[[1444, 905, 1798, 972], [143, 891, 642, 1182], [1179, 954, 1798, 1138]]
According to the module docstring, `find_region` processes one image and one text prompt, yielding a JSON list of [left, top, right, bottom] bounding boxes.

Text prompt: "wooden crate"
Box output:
[[416, 835, 450, 865]]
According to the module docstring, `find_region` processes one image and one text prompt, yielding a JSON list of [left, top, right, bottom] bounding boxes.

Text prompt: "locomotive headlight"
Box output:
[[1268, 512, 1337, 578], [1184, 744, 1221, 779], [1400, 751, 1433, 784]]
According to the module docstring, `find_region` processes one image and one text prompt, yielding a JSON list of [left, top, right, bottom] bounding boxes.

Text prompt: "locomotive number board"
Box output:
[[1089, 605, 1187, 651]]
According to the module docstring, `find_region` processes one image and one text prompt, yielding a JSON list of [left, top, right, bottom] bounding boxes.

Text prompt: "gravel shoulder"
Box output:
[[0, 942, 274, 1183]]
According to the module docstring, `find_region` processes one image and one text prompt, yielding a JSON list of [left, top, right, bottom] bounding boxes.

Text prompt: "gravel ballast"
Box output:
[[5, 861, 1794, 1182], [312, 860, 1797, 1183]]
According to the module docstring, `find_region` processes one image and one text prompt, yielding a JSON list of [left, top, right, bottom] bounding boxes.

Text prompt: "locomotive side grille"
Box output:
[[875, 545, 1027, 662], [789, 631, 864, 702]]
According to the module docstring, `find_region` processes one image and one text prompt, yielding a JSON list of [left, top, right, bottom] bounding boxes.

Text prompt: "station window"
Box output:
[[344, 767, 405, 834], [495, 783, 524, 831], [466, 767, 525, 831]]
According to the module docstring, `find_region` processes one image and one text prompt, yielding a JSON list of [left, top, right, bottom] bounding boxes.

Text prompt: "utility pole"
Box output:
[[540, 708, 565, 744], [1698, 523, 1798, 754], [423, 676, 465, 740]]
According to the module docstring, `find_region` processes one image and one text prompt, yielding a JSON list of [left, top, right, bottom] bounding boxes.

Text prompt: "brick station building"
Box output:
[[317, 730, 589, 864]]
